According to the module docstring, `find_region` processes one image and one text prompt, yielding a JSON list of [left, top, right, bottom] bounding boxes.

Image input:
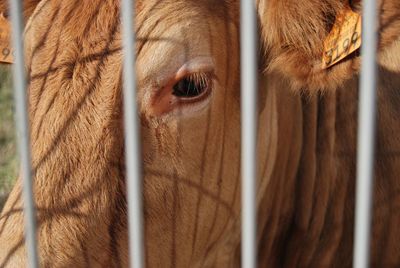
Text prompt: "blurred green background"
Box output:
[[0, 65, 17, 210]]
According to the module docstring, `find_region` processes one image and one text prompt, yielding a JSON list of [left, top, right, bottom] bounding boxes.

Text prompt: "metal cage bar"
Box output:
[[6, 0, 381, 267], [9, 0, 39, 267], [353, 0, 378, 267], [120, 0, 145, 267], [240, 0, 258, 267]]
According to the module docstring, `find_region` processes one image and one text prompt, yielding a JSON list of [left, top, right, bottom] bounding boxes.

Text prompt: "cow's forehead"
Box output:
[[135, 0, 239, 26], [131, 0, 239, 86]]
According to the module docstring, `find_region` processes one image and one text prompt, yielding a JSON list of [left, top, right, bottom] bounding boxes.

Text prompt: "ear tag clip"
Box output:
[[0, 13, 13, 64], [322, 5, 361, 69]]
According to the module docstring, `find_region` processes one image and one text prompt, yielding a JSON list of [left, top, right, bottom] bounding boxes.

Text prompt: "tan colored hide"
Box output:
[[0, 0, 399, 267]]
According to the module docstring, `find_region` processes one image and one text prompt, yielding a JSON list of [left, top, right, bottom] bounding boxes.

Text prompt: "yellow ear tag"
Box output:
[[0, 13, 13, 64], [322, 5, 361, 69]]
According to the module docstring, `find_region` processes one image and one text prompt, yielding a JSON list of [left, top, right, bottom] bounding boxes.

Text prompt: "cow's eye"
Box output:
[[172, 73, 211, 98], [146, 68, 214, 117]]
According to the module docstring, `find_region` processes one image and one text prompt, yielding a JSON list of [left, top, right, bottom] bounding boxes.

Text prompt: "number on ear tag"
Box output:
[[322, 5, 361, 69], [0, 13, 13, 64]]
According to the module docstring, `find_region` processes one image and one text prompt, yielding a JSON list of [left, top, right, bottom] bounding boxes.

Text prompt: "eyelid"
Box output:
[[155, 56, 216, 88], [174, 57, 215, 81]]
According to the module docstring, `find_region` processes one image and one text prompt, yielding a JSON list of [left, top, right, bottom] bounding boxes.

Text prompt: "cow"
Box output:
[[0, 0, 399, 267]]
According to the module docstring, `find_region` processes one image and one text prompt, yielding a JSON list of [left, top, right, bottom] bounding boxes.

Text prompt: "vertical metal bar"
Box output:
[[9, 0, 39, 267], [353, 0, 378, 267], [240, 0, 258, 267], [120, 0, 144, 267]]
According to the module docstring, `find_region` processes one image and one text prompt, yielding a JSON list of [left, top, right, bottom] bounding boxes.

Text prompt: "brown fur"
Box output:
[[256, 0, 400, 267], [0, 0, 399, 267], [0, 0, 242, 267]]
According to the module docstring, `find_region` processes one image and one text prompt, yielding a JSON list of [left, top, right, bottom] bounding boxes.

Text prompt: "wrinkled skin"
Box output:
[[0, 0, 399, 267]]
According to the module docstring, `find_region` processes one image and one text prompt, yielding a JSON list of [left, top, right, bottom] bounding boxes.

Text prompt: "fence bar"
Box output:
[[9, 0, 39, 267], [120, 0, 145, 267], [240, 0, 258, 267], [353, 0, 378, 267]]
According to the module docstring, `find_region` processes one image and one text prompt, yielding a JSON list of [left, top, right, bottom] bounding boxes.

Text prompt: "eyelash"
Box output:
[[172, 72, 213, 98]]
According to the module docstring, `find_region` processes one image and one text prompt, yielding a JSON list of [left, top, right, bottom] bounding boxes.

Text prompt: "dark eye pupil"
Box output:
[[172, 78, 205, 98]]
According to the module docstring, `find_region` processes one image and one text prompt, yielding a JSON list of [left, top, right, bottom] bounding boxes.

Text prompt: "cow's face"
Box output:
[[0, 0, 243, 267], [135, 1, 242, 266]]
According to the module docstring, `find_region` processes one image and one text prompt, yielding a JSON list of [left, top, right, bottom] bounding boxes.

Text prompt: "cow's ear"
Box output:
[[257, 0, 360, 91]]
